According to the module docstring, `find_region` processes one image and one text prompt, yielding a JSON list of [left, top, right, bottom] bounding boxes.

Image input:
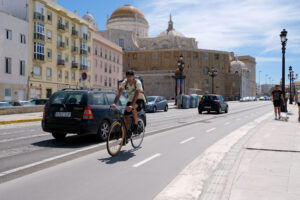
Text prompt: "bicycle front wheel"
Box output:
[[131, 118, 145, 149], [107, 121, 126, 156]]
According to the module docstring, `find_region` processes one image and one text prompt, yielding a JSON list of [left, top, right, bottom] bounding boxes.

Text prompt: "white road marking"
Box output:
[[224, 122, 230, 125], [133, 153, 161, 168], [236, 118, 241, 121], [0, 134, 49, 143], [180, 137, 195, 144], [206, 128, 216, 133]]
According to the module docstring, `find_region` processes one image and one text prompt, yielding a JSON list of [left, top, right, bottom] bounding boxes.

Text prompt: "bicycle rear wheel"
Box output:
[[107, 121, 125, 156], [131, 118, 145, 149]]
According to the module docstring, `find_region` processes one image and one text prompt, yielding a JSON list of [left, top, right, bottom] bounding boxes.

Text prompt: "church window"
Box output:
[[215, 54, 219, 60], [204, 53, 209, 60], [119, 39, 124, 49]]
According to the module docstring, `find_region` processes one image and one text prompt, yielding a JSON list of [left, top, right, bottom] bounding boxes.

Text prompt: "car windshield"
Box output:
[[202, 96, 217, 101], [146, 97, 156, 102], [49, 91, 85, 105]]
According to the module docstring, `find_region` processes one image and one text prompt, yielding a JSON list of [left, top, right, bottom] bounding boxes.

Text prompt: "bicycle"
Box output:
[[106, 108, 145, 156]]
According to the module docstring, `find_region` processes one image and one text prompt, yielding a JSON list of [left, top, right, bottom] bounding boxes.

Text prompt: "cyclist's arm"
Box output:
[[131, 90, 140, 107], [112, 88, 124, 106]]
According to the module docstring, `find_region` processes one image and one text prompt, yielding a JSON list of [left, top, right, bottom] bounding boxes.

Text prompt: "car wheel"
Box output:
[[98, 120, 110, 141], [52, 132, 67, 140], [225, 106, 228, 113], [164, 105, 168, 112], [198, 109, 202, 114], [217, 107, 222, 114], [153, 106, 157, 113]]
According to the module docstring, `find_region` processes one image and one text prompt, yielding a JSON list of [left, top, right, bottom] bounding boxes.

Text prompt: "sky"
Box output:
[[59, 0, 300, 85]]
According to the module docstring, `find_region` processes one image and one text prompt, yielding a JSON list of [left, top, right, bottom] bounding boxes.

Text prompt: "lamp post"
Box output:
[[208, 67, 218, 94], [280, 29, 288, 112], [288, 66, 298, 104], [173, 54, 186, 105]]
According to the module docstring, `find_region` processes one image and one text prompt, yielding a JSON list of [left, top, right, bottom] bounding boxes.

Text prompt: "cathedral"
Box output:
[[94, 5, 256, 100]]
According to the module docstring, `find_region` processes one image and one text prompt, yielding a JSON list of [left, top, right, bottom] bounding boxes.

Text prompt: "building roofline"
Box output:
[[0, 10, 28, 23]]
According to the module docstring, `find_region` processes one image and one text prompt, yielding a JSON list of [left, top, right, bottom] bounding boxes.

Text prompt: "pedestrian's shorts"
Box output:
[[273, 100, 281, 107], [124, 100, 145, 116]]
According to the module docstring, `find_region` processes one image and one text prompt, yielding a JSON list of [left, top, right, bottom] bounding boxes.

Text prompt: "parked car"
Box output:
[[0, 102, 13, 107], [145, 96, 168, 112], [9, 101, 22, 106], [259, 96, 266, 101], [198, 94, 228, 114], [42, 89, 147, 141], [20, 101, 36, 106], [30, 98, 49, 105]]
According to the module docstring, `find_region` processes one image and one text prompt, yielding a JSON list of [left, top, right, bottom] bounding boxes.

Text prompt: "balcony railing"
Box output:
[[33, 12, 44, 21], [57, 41, 65, 48], [34, 33, 45, 41], [80, 49, 87, 55], [71, 46, 78, 53], [34, 54, 45, 61], [80, 64, 88, 71], [72, 62, 79, 69], [57, 59, 65, 66], [72, 29, 78, 37], [57, 23, 65, 31]]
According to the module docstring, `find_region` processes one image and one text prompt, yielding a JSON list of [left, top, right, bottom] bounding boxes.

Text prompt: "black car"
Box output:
[[198, 94, 228, 114], [42, 89, 147, 141]]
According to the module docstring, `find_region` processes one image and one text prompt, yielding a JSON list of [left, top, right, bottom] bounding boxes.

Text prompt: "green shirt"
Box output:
[[121, 79, 146, 102]]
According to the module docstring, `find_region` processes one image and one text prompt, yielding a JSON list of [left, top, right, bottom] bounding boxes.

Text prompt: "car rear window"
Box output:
[[49, 92, 86, 105], [93, 93, 106, 105], [202, 96, 218, 101]]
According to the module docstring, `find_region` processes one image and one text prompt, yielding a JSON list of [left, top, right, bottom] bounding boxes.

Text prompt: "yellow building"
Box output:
[[28, 0, 93, 98]]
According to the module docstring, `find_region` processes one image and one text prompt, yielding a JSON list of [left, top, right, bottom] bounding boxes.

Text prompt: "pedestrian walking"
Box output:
[[271, 85, 285, 120], [295, 88, 300, 122]]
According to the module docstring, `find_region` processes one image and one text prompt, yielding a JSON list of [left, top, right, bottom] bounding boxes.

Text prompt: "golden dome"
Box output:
[[110, 5, 145, 20]]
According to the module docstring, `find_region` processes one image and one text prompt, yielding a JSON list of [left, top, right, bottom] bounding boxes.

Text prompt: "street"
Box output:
[[0, 101, 273, 200]]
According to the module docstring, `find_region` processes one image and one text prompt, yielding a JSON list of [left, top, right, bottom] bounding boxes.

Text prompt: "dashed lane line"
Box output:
[[180, 137, 195, 144], [133, 153, 161, 168], [206, 128, 216, 133]]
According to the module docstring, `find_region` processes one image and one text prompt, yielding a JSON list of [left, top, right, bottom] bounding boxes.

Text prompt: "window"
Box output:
[[20, 60, 25, 76], [152, 53, 158, 59], [72, 72, 75, 81], [6, 30, 12, 40], [33, 66, 41, 76], [5, 88, 12, 101], [109, 78, 111, 87], [105, 49, 107, 59], [204, 53, 209, 60], [34, 22, 45, 35], [105, 63, 107, 72], [65, 21, 69, 29], [65, 54, 69, 63], [109, 65, 111, 74], [203, 68, 208, 75], [47, 11, 52, 22], [65, 37, 69, 46], [117, 66, 119, 73], [94, 47, 97, 55], [113, 65, 115, 73], [47, 49, 52, 58], [119, 39, 124, 49], [95, 74, 97, 82], [20, 34, 26, 44], [34, 42, 44, 60], [5, 57, 11, 74], [35, 1, 44, 15], [104, 77, 107, 86], [57, 70, 62, 79], [92, 93, 106, 105], [65, 71, 68, 80], [47, 68, 52, 78], [47, 30, 52, 40], [100, 48, 103, 57], [80, 41, 87, 50]]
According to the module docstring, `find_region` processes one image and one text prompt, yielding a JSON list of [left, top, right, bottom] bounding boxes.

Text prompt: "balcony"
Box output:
[[33, 12, 44, 21], [57, 41, 65, 49], [81, 33, 89, 40], [33, 54, 45, 62], [80, 64, 88, 71], [80, 49, 87, 55], [72, 62, 79, 69], [57, 23, 65, 32], [57, 59, 65, 67], [72, 29, 78, 37], [71, 46, 78, 54], [33, 33, 45, 41]]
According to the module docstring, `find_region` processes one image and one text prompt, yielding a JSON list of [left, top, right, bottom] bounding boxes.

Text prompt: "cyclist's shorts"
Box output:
[[124, 100, 145, 116]]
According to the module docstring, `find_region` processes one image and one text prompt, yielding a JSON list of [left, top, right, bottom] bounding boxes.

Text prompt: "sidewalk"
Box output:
[[0, 112, 42, 125], [221, 105, 300, 200]]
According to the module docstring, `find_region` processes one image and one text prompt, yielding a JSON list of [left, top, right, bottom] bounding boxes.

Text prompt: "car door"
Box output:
[[90, 92, 111, 122], [105, 93, 123, 121]]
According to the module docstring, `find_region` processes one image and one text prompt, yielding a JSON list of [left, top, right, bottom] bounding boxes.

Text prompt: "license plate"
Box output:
[[204, 106, 211, 109], [55, 112, 71, 118]]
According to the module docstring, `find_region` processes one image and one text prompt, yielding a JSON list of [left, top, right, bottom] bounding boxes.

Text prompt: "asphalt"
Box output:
[[0, 101, 273, 200]]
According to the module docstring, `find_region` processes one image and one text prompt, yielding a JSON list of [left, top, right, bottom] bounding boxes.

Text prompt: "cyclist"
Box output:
[[111, 70, 146, 143]]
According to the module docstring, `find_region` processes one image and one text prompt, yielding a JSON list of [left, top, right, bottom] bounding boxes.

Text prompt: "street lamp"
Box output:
[[280, 29, 288, 112], [208, 67, 218, 94], [288, 66, 298, 104]]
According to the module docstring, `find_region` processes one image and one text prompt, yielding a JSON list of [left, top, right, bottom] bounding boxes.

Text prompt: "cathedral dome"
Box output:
[[157, 14, 185, 37], [110, 5, 146, 20], [231, 59, 248, 73], [83, 12, 97, 29]]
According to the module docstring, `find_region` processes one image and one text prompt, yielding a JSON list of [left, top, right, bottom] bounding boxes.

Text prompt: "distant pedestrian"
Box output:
[[295, 89, 300, 122], [271, 85, 285, 120]]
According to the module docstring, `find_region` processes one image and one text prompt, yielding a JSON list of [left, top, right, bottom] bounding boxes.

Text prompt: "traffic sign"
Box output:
[[81, 72, 87, 81]]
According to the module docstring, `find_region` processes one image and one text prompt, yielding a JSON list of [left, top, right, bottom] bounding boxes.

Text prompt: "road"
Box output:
[[0, 101, 273, 199]]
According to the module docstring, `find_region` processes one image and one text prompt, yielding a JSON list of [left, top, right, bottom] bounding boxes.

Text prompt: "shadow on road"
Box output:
[[99, 148, 139, 164], [32, 135, 102, 149]]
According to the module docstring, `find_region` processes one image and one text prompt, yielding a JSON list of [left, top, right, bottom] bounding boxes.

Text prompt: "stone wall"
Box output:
[[0, 105, 43, 115]]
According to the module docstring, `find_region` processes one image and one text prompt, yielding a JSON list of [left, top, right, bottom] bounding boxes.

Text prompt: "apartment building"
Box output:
[[0, 11, 28, 101], [28, 0, 94, 98]]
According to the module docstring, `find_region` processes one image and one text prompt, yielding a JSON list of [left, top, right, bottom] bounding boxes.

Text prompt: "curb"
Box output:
[[0, 118, 42, 125]]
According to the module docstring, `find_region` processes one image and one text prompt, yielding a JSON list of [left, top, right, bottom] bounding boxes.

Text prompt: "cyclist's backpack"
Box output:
[[125, 77, 146, 102]]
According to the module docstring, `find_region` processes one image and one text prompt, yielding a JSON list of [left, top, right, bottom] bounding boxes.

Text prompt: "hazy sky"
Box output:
[[59, 0, 300, 84]]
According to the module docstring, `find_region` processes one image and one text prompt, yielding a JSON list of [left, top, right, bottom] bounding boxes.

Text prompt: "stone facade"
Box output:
[[0, 10, 28, 101]]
